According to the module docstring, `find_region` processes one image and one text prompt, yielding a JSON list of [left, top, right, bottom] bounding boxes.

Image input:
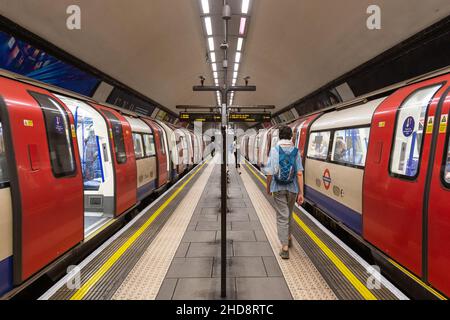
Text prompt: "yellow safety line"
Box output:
[[244, 162, 377, 300], [388, 259, 447, 300], [70, 161, 208, 300]]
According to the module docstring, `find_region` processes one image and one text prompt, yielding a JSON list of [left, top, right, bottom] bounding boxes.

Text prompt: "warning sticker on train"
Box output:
[[426, 116, 434, 134], [402, 116, 415, 137], [23, 119, 34, 127], [322, 169, 332, 190], [440, 114, 448, 133]]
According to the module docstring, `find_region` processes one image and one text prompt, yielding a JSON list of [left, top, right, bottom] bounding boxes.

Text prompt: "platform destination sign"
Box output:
[[179, 112, 271, 123], [229, 112, 271, 122], [179, 112, 221, 122]]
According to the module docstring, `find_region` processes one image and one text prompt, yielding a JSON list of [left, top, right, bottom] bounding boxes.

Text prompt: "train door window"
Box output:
[[0, 120, 8, 184], [307, 131, 331, 160], [30, 92, 76, 177], [444, 117, 450, 186], [143, 134, 156, 157], [132, 133, 144, 159], [101, 110, 127, 164], [390, 85, 442, 178], [331, 127, 370, 167], [76, 111, 103, 191], [159, 133, 166, 155]]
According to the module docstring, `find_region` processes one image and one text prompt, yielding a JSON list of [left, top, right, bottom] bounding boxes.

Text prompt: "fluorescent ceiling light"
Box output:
[[204, 17, 213, 36], [235, 52, 241, 63], [212, 63, 217, 72], [215, 79, 219, 85], [208, 37, 214, 51], [239, 18, 246, 35], [233, 71, 238, 79], [201, 0, 210, 14], [237, 38, 243, 51], [234, 63, 239, 72], [213, 71, 218, 78], [210, 52, 216, 62], [232, 79, 237, 86], [242, 0, 250, 14]]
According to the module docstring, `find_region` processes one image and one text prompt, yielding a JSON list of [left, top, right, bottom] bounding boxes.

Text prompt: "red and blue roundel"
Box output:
[[323, 169, 331, 190]]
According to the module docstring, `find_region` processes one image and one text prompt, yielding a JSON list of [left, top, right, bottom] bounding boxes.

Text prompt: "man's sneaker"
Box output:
[[279, 249, 289, 260]]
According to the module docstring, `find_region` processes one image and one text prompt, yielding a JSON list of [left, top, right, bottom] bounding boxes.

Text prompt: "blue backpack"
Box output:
[[274, 146, 298, 184]]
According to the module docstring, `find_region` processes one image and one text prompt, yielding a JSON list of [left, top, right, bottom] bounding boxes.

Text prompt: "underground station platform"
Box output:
[[36, 156, 409, 301], [0, 0, 450, 316]]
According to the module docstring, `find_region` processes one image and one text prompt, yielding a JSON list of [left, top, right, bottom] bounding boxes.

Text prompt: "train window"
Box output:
[[307, 131, 331, 160], [101, 110, 127, 164], [390, 85, 442, 178], [159, 133, 166, 155], [331, 127, 370, 167], [30, 92, 76, 178], [132, 133, 144, 159], [143, 134, 156, 157], [0, 121, 8, 183], [444, 119, 450, 185]]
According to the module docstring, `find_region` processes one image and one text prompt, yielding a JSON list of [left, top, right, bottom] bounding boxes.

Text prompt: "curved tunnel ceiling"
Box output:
[[1, 0, 450, 113]]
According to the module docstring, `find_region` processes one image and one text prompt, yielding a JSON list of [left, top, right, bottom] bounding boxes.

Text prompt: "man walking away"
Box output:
[[265, 126, 304, 259]]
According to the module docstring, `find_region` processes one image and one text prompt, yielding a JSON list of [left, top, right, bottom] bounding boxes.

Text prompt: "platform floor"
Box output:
[[40, 156, 408, 300]]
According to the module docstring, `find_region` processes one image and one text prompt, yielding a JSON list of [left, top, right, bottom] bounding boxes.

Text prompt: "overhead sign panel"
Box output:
[[179, 112, 271, 123], [229, 112, 271, 122]]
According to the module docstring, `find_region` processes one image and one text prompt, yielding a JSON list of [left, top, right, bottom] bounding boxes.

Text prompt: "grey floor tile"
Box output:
[[227, 214, 250, 222], [254, 230, 269, 242], [196, 221, 231, 231], [216, 230, 256, 242], [233, 242, 273, 257], [262, 257, 283, 277], [236, 277, 292, 300], [201, 207, 220, 215], [187, 242, 233, 257], [182, 231, 217, 243], [166, 258, 213, 278], [213, 257, 267, 278], [156, 279, 178, 300], [231, 221, 263, 231], [172, 278, 236, 300], [174, 242, 190, 258], [198, 214, 219, 222]]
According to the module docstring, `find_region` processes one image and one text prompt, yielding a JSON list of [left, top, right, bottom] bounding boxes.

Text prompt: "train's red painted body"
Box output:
[[0, 72, 204, 296], [242, 72, 450, 298]]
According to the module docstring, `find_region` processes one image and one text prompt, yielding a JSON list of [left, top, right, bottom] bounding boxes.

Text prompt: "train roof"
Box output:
[[310, 97, 386, 131]]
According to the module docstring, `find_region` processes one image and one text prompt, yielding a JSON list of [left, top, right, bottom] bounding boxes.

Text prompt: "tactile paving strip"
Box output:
[[240, 168, 337, 300], [112, 158, 216, 300]]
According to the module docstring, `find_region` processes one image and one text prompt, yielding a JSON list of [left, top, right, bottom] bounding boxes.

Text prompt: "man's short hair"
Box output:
[[278, 126, 293, 140]]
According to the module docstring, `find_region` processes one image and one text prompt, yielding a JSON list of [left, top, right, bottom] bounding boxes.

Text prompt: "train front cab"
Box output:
[[0, 78, 84, 289], [364, 74, 450, 296]]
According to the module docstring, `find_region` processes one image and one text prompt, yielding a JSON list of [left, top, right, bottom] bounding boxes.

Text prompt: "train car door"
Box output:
[[143, 119, 168, 188], [0, 108, 13, 295], [55, 95, 115, 236], [363, 78, 447, 277], [0, 83, 83, 283], [93, 105, 137, 216], [427, 85, 450, 297]]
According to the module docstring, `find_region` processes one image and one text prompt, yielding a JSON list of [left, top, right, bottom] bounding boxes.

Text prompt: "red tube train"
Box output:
[[242, 69, 450, 297], [0, 70, 204, 296]]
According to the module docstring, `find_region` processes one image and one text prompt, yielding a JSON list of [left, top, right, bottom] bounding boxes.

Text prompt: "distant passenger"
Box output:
[[233, 136, 241, 172], [265, 126, 304, 260]]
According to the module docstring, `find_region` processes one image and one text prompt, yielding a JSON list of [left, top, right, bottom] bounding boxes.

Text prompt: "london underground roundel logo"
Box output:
[[322, 169, 331, 190]]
